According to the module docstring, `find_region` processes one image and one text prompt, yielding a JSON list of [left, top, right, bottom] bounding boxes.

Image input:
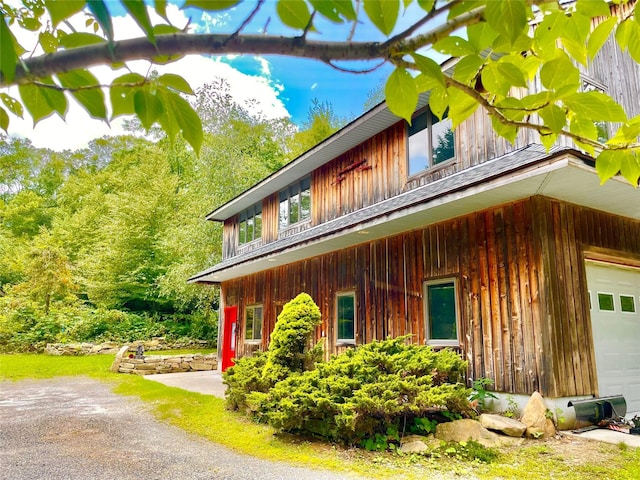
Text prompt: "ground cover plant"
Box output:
[[1, 353, 639, 480]]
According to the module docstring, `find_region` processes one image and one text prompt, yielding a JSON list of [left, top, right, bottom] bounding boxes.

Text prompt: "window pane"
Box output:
[[255, 211, 262, 238], [255, 307, 263, 339], [431, 116, 455, 165], [239, 219, 246, 244], [289, 187, 299, 224], [408, 112, 428, 176], [246, 216, 254, 242], [428, 282, 457, 340], [598, 293, 615, 311], [620, 295, 636, 313], [337, 294, 355, 341], [300, 188, 311, 220], [245, 308, 254, 339], [279, 198, 288, 229]]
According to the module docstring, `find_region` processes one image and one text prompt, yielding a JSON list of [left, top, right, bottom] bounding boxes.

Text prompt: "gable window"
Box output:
[[424, 279, 459, 347], [408, 109, 455, 176], [245, 304, 263, 342], [238, 204, 262, 245], [279, 176, 311, 230], [336, 292, 356, 344]]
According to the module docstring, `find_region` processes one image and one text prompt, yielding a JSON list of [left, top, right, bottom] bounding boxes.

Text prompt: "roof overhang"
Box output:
[[190, 150, 639, 284]]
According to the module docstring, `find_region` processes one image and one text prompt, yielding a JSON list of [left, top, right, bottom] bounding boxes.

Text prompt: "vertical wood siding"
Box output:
[[221, 196, 640, 398]]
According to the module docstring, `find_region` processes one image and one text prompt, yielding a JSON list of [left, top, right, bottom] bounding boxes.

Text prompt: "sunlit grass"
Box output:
[[1, 354, 639, 480]]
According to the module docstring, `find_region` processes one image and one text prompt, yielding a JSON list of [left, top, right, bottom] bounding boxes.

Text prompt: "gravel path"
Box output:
[[0, 377, 372, 480]]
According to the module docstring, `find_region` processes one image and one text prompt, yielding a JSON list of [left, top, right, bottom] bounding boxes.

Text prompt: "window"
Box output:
[[597, 292, 615, 312], [245, 305, 263, 341], [279, 176, 311, 230], [336, 292, 355, 343], [238, 204, 262, 245], [408, 109, 455, 176], [620, 295, 636, 313], [424, 279, 459, 346]]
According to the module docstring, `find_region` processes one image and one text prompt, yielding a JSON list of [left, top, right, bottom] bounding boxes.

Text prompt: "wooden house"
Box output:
[[190, 4, 640, 416]]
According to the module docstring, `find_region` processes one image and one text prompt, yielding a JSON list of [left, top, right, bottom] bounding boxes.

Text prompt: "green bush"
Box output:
[[223, 292, 322, 411], [248, 336, 471, 446]]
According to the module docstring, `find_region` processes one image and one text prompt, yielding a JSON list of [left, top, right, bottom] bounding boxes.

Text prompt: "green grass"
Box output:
[[1, 354, 639, 480]]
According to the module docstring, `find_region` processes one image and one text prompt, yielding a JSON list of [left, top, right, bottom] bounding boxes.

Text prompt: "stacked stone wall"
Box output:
[[110, 346, 217, 375], [45, 338, 213, 356]]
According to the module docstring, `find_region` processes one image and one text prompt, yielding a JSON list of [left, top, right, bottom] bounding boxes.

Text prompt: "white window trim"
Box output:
[[244, 304, 263, 343], [336, 291, 356, 345], [424, 278, 460, 347]]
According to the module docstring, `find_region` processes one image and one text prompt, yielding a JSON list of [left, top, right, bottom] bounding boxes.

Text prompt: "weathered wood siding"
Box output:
[[221, 196, 640, 398]]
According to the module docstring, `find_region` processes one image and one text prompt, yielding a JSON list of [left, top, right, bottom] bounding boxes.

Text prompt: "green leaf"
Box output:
[[87, 0, 114, 42], [309, 0, 356, 22], [417, 0, 435, 12], [576, 0, 611, 18], [485, 0, 528, 43], [480, 62, 527, 97], [364, 0, 399, 36], [184, 0, 241, 11], [276, 0, 312, 30], [627, 22, 640, 63], [540, 54, 580, 91], [155, 0, 168, 20], [39, 31, 58, 54], [539, 104, 566, 134], [412, 54, 445, 89], [19, 80, 68, 125], [495, 97, 527, 122], [534, 11, 567, 54], [385, 68, 418, 123], [595, 149, 622, 184], [453, 55, 484, 84], [0, 12, 18, 82], [0, 93, 23, 117], [615, 17, 633, 51], [587, 17, 618, 60], [491, 115, 518, 144], [618, 150, 640, 186], [134, 90, 164, 130], [0, 106, 8, 132], [564, 91, 627, 122], [466, 22, 499, 53], [520, 91, 553, 111], [428, 86, 449, 121], [57, 69, 107, 120], [58, 32, 106, 49], [110, 73, 146, 117], [539, 132, 557, 151], [157, 74, 194, 95], [433, 36, 476, 56], [123, 0, 155, 45], [45, 0, 85, 26], [570, 115, 598, 143], [447, 88, 478, 129], [159, 89, 203, 153]]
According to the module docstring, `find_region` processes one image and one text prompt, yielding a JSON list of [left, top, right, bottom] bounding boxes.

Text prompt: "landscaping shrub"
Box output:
[[248, 336, 471, 446], [224, 292, 323, 411]]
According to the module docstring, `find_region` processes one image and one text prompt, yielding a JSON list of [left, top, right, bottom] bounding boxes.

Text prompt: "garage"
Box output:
[[586, 261, 640, 417]]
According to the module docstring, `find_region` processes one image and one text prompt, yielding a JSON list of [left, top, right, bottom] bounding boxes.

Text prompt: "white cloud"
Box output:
[[311, 83, 318, 90], [2, 4, 289, 151]]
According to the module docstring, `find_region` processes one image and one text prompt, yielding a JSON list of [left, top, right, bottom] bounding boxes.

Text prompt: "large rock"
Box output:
[[479, 414, 526, 437], [399, 434, 438, 454], [110, 345, 130, 373], [435, 419, 523, 448], [521, 391, 556, 439]]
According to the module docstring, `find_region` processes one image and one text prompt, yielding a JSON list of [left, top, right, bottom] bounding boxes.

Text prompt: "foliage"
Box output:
[[504, 395, 519, 419], [224, 292, 322, 411], [436, 440, 499, 463], [1, 1, 639, 184], [470, 377, 498, 411], [248, 336, 470, 446]]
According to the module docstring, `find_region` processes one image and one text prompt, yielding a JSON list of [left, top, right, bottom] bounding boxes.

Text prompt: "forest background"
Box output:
[[0, 78, 354, 352]]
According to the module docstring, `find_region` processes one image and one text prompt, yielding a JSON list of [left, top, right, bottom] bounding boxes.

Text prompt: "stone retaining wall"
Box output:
[[45, 338, 213, 356], [110, 345, 218, 375]]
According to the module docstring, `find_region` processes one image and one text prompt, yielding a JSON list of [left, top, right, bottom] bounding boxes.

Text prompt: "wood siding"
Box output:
[[221, 196, 640, 398]]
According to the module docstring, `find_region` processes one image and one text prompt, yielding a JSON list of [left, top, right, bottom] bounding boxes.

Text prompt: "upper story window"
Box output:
[[408, 109, 455, 176], [239, 204, 262, 245], [424, 278, 459, 347], [279, 176, 311, 230]]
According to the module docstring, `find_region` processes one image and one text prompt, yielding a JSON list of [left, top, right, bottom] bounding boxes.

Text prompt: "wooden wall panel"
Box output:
[[221, 197, 640, 398]]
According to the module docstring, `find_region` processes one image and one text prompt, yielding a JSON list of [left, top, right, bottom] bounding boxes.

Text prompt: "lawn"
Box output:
[[1, 353, 638, 480]]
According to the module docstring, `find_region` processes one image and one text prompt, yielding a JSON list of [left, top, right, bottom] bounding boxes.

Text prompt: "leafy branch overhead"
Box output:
[[1, 0, 639, 184]]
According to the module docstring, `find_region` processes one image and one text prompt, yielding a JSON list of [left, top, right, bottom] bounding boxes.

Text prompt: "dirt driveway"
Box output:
[[0, 377, 369, 480]]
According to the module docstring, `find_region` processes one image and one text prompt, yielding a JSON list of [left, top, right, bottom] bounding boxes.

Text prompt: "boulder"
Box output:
[[435, 419, 523, 448], [110, 345, 130, 373], [479, 414, 526, 437], [521, 391, 556, 439], [399, 435, 434, 454]]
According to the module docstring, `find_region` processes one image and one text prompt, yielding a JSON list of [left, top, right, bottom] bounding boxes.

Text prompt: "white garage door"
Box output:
[[586, 261, 640, 417]]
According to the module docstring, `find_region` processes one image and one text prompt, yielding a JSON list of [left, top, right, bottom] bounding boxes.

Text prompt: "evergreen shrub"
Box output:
[[249, 336, 471, 446]]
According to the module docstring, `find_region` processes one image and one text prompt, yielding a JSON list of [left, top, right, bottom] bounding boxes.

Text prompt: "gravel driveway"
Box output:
[[0, 377, 371, 480]]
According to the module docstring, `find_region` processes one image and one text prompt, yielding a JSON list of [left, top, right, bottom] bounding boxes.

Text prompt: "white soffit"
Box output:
[[194, 156, 639, 283]]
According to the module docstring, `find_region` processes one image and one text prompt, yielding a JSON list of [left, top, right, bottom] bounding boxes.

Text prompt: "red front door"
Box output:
[[221, 306, 237, 372]]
